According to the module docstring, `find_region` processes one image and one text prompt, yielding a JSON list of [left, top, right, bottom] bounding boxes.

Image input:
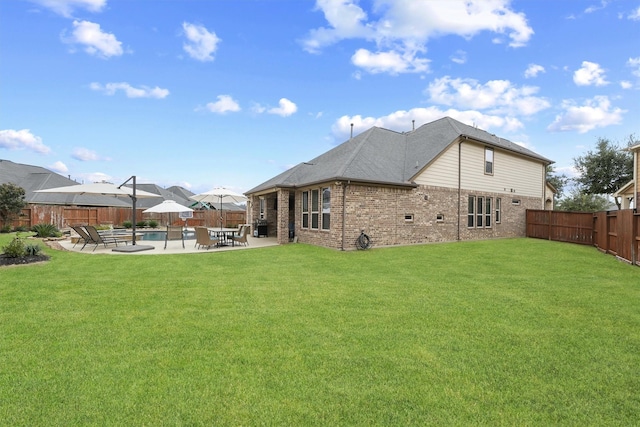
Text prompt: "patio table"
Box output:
[[207, 227, 240, 246]]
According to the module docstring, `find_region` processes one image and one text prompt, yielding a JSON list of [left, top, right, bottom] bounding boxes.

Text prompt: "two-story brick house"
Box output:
[[245, 116, 553, 250]]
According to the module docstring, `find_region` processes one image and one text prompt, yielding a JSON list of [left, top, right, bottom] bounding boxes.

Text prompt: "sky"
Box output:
[[1, 0, 639, 196]]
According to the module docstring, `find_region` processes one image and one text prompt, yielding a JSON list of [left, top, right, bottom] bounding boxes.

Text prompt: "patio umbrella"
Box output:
[[189, 188, 247, 231], [34, 178, 160, 248], [143, 200, 194, 225]]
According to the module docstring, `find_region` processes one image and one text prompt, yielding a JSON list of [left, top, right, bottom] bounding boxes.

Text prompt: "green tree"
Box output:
[[556, 189, 612, 212], [546, 165, 569, 202], [0, 183, 26, 229], [573, 136, 635, 209]]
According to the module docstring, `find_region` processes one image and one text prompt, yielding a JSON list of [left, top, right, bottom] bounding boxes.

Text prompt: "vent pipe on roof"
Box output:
[[412, 120, 415, 131], [350, 123, 353, 139]]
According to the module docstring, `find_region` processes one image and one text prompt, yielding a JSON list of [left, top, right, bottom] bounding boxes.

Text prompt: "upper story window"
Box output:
[[485, 147, 494, 175]]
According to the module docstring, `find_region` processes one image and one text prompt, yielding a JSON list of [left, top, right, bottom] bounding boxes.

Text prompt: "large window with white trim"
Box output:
[[468, 196, 475, 227], [311, 189, 319, 229], [302, 191, 309, 228], [321, 187, 330, 230], [468, 195, 495, 229]]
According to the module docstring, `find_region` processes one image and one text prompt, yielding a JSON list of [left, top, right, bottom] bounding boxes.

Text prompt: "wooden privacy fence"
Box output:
[[527, 209, 640, 266], [10, 204, 246, 230]]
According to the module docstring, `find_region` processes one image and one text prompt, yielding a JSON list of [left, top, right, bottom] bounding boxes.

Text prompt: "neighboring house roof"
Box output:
[[0, 159, 132, 207], [247, 116, 553, 194]]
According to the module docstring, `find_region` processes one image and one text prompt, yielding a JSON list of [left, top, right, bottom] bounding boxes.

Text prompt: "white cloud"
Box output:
[[72, 147, 105, 161], [90, 82, 169, 98], [585, 0, 608, 14], [62, 20, 123, 58], [351, 48, 429, 74], [49, 161, 69, 174], [524, 63, 545, 78], [426, 76, 550, 116], [0, 129, 50, 154], [82, 172, 112, 183], [182, 22, 220, 62], [627, 5, 640, 20], [620, 81, 632, 89], [331, 107, 524, 141], [205, 95, 241, 114], [547, 96, 625, 133], [628, 57, 640, 77], [267, 98, 298, 117], [573, 61, 608, 86], [29, 0, 106, 18], [450, 50, 467, 65], [302, 0, 533, 75]]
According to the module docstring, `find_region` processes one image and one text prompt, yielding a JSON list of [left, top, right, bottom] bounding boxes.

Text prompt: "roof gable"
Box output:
[[246, 116, 553, 194]]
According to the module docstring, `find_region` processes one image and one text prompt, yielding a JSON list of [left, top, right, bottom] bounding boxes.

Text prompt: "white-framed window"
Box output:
[[436, 214, 444, 222], [468, 195, 494, 229], [485, 197, 492, 228], [495, 198, 501, 224], [485, 147, 494, 175], [302, 191, 309, 228], [477, 196, 484, 227], [311, 189, 319, 229], [321, 187, 330, 230]]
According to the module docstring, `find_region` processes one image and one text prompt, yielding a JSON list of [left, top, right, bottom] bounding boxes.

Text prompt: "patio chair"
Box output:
[[165, 225, 185, 249], [229, 225, 249, 247], [194, 226, 219, 250], [84, 225, 130, 251], [71, 225, 94, 250]]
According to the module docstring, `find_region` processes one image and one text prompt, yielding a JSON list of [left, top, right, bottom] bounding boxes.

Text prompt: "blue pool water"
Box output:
[[139, 231, 195, 241]]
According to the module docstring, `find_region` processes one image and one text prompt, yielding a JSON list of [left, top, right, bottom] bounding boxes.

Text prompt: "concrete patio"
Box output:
[[55, 233, 279, 255]]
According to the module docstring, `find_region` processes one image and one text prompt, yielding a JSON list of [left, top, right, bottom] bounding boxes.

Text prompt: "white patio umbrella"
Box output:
[[143, 200, 194, 225], [34, 177, 160, 248], [189, 188, 247, 231]]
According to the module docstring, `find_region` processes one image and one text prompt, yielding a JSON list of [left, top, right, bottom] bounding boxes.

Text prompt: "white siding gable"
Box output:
[[414, 140, 544, 198]]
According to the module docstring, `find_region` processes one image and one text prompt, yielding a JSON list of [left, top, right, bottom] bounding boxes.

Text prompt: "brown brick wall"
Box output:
[[292, 183, 540, 249]]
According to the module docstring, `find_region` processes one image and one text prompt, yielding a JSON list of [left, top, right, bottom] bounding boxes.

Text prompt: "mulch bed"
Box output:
[[0, 254, 50, 267]]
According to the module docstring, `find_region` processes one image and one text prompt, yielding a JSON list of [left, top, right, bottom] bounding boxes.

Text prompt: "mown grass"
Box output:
[[1, 234, 639, 425]]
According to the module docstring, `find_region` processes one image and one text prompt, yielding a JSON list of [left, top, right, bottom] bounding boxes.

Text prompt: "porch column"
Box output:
[[277, 189, 290, 245]]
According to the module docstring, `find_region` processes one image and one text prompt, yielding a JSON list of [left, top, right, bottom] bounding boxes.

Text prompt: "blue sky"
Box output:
[[1, 0, 639, 195]]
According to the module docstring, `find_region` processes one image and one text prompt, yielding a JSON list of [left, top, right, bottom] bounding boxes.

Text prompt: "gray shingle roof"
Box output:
[[247, 116, 553, 194], [0, 159, 132, 207]]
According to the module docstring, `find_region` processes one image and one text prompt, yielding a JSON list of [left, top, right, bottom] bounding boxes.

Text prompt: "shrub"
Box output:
[[136, 221, 148, 228], [1, 224, 12, 233], [2, 235, 26, 258], [13, 225, 28, 232], [24, 242, 42, 256], [148, 220, 158, 228], [122, 221, 132, 229], [31, 223, 61, 238]]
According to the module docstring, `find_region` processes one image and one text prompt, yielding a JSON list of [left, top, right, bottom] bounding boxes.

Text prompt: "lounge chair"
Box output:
[[229, 225, 249, 247], [165, 225, 185, 249], [84, 225, 130, 251], [71, 225, 93, 250], [194, 226, 219, 250]]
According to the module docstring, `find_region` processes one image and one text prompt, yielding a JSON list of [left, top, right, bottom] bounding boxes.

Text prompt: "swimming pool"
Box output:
[[139, 230, 196, 241]]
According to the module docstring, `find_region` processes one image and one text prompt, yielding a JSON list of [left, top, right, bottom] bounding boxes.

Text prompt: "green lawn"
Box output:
[[1, 235, 639, 425]]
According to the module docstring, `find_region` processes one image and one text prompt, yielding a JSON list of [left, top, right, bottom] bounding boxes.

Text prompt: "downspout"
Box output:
[[341, 180, 349, 251], [457, 138, 463, 241]]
